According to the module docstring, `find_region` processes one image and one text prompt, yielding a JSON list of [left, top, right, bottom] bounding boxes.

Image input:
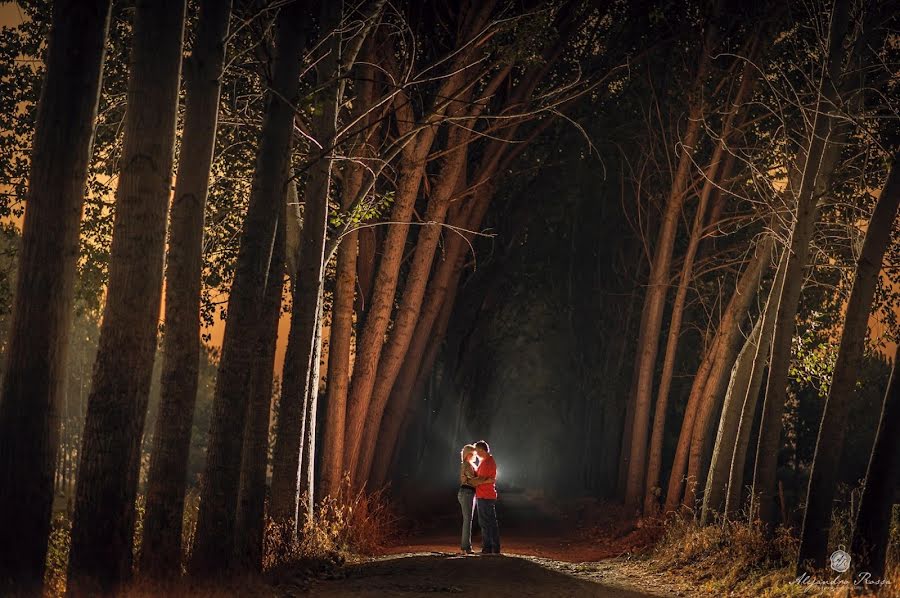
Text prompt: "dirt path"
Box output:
[[307, 551, 677, 597], [305, 492, 688, 597]]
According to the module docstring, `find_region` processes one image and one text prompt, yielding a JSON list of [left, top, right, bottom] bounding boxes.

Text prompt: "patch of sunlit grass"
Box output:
[[263, 475, 399, 571]]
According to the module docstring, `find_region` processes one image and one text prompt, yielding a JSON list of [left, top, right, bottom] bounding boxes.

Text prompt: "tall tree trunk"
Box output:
[[140, 0, 232, 578], [233, 209, 286, 572], [341, 2, 496, 481], [663, 237, 773, 513], [642, 155, 720, 516], [66, 1, 185, 592], [321, 152, 371, 497], [700, 316, 764, 524], [299, 290, 324, 519], [850, 342, 900, 582], [369, 178, 490, 487], [270, 1, 341, 529], [321, 174, 363, 498], [190, 3, 306, 576], [373, 253, 462, 489], [725, 248, 789, 520], [643, 50, 757, 516], [354, 124, 473, 485], [313, 45, 378, 500], [710, 249, 788, 522], [624, 23, 716, 510], [797, 156, 900, 572], [683, 243, 770, 511], [0, 1, 111, 592], [751, 0, 851, 532]]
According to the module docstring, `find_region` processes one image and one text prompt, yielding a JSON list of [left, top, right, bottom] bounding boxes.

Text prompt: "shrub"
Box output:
[[262, 475, 399, 571]]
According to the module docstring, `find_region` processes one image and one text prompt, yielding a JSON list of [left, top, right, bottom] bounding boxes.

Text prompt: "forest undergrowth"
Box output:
[[646, 508, 900, 597], [42, 479, 400, 597]]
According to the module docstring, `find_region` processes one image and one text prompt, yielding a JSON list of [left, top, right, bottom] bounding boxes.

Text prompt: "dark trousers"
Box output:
[[476, 497, 500, 553]]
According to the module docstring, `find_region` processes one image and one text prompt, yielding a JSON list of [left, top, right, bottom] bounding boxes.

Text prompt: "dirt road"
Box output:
[[305, 491, 684, 597], [307, 551, 675, 597]]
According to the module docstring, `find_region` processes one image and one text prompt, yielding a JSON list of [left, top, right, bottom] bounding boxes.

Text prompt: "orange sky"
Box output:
[[0, 2, 306, 374]]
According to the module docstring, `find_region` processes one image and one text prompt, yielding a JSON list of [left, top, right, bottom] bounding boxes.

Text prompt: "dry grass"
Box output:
[[42, 480, 399, 597], [646, 511, 900, 598]]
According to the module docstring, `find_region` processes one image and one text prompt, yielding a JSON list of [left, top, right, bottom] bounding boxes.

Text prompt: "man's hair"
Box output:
[[475, 440, 490, 453]]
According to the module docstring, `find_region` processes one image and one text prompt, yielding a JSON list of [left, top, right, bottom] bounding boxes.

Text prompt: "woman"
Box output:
[[458, 444, 493, 554]]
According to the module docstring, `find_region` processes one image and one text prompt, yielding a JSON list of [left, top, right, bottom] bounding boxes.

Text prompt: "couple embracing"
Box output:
[[457, 440, 501, 555]]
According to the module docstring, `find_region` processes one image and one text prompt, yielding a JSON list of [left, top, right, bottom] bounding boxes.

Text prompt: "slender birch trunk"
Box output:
[[700, 316, 764, 523], [711, 249, 788, 522]]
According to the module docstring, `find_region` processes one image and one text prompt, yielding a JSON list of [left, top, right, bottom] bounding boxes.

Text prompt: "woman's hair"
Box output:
[[460, 444, 477, 462]]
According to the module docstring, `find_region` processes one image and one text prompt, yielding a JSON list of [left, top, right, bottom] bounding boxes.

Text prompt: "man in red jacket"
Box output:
[[474, 440, 501, 554]]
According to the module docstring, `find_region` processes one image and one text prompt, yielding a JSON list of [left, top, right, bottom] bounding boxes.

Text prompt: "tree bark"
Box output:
[[139, 0, 231, 578], [341, 2, 496, 481], [321, 156, 371, 497], [190, 3, 306, 577], [0, 1, 111, 592], [624, 22, 716, 510], [700, 315, 764, 524], [66, 1, 185, 593], [233, 208, 285, 572], [643, 49, 757, 516], [683, 243, 769, 511], [797, 155, 900, 572], [751, 0, 851, 533], [270, 1, 341, 529], [850, 342, 900, 582], [664, 236, 773, 514], [372, 250, 463, 489], [315, 46, 378, 500], [354, 121, 473, 485], [368, 177, 489, 487], [299, 290, 324, 519], [711, 249, 788, 522]]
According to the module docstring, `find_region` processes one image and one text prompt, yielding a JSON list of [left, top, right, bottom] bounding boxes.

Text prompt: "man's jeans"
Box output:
[[457, 487, 476, 551], [476, 497, 501, 553]]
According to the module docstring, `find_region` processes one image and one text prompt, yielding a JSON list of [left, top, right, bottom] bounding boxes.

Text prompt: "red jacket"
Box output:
[[475, 455, 497, 499]]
